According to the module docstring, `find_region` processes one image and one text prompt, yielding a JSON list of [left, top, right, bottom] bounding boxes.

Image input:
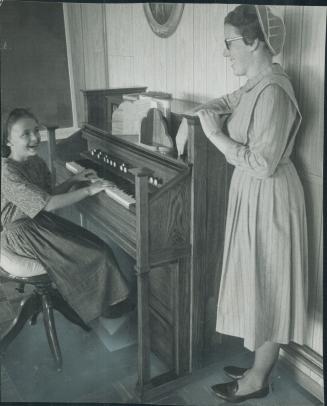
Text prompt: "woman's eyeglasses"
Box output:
[[224, 36, 244, 50]]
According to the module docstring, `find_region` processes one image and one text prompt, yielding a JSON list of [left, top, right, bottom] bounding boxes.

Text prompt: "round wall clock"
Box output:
[[143, 3, 184, 38]]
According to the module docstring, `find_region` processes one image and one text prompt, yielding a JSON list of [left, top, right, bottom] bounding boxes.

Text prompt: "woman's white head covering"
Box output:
[[255, 5, 286, 55]]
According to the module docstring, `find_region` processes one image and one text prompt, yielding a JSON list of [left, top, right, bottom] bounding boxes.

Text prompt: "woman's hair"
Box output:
[[2, 108, 38, 157], [225, 5, 266, 47]]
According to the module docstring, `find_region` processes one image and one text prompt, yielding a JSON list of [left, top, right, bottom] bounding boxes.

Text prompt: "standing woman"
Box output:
[[1, 108, 131, 324], [195, 5, 308, 403]]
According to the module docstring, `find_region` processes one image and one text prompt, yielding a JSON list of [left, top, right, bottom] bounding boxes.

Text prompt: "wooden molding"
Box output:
[[62, 3, 78, 128], [280, 343, 324, 402]]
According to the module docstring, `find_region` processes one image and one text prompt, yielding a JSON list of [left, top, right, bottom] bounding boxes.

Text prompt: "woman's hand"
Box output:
[[196, 109, 238, 155], [87, 179, 115, 196], [196, 109, 224, 139], [73, 169, 98, 183]]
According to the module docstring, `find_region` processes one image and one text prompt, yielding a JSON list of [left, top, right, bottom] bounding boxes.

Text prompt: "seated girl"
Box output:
[[1, 108, 132, 322]]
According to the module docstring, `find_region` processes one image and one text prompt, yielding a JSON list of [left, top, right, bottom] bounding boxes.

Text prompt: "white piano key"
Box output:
[[66, 160, 135, 209], [66, 161, 84, 174]]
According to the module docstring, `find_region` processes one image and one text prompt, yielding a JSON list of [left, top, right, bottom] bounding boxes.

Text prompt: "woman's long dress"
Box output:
[[204, 64, 308, 351], [1, 155, 129, 323]]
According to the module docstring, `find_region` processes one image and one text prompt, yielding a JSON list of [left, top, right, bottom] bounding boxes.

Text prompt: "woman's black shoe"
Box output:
[[102, 297, 135, 319], [211, 380, 269, 403], [224, 365, 248, 379]]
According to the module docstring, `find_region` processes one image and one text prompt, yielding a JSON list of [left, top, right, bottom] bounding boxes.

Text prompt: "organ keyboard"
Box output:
[[52, 89, 230, 399], [66, 159, 136, 209]]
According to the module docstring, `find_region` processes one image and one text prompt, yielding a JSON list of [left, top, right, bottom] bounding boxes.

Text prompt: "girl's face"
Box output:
[[8, 117, 41, 161], [223, 24, 253, 77]]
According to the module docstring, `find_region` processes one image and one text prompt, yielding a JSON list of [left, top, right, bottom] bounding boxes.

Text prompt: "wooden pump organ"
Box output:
[[50, 87, 230, 398]]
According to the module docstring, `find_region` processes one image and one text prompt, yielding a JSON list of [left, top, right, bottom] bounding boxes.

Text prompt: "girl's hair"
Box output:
[[2, 108, 38, 157], [225, 5, 266, 48]]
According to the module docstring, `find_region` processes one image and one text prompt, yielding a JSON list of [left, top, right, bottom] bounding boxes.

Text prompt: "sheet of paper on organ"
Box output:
[[111, 100, 149, 136], [175, 117, 189, 156], [112, 98, 174, 155]]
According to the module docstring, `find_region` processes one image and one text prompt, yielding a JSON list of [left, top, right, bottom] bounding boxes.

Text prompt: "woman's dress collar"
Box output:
[[243, 63, 289, 92]]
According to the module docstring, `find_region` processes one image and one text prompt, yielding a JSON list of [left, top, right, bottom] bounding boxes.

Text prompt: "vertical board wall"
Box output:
[[64, 2, 325, 391]]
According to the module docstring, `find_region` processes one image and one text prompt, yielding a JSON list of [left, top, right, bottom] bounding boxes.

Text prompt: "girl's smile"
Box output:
[[8, 117, 41, 161]]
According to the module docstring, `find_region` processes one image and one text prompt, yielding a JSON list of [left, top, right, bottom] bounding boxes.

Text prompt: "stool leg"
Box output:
[[42, 294, 62, 371], [51, 290, 91, 332], [0, 294, 41, 354]]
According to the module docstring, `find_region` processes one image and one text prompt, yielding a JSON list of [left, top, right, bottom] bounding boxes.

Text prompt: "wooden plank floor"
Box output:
[[0, 283, 323, 405]]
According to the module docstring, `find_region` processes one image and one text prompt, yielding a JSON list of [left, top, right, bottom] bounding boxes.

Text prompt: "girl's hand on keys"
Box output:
[[87, 180, 114, 196], [74, 169, 98, 183]]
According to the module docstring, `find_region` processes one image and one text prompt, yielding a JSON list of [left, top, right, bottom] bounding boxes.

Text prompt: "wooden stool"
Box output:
[[0, 263, 91, 371]]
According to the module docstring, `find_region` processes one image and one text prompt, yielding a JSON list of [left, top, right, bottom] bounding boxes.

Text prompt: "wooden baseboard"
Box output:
[[280, 343, 324, 403]]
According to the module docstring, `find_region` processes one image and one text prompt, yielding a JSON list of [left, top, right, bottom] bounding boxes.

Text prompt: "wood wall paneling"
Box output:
[[81, 3, 107, 89], [300, 177, 323, 353], [63, 4, 77, 127], [165, 19, 177, 97], [132, 4, 155, 90], [294, 7, 325, 177], [283, 6, 303, 100], [105, 4, 133, 57], [108, 56, 134, 88], [205, 4, 228, 100], [152, 34, 168, 93], [173, 4, 194, 101], [271, 5, 286, 67], [105, 4, 135, 88], [65, 3, 86, 125], [193, 5, 208, 103], [104, 4, 135, 87]]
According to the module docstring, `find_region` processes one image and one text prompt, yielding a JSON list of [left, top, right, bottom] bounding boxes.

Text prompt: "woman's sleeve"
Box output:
[[224, 84, 297, 179], [2, 163, 52, 218], [189, 87, 243, 114]]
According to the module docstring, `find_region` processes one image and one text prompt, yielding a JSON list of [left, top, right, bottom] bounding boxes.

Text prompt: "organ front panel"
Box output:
[[53, 88, 230, 398]]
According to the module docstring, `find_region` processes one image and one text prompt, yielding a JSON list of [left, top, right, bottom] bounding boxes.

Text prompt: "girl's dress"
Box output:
[[204, 64, 308, 351], [1, 155, 129, 323]]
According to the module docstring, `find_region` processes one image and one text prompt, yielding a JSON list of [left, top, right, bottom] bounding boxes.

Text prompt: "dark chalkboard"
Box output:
[[0, 1, 73, 129]]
